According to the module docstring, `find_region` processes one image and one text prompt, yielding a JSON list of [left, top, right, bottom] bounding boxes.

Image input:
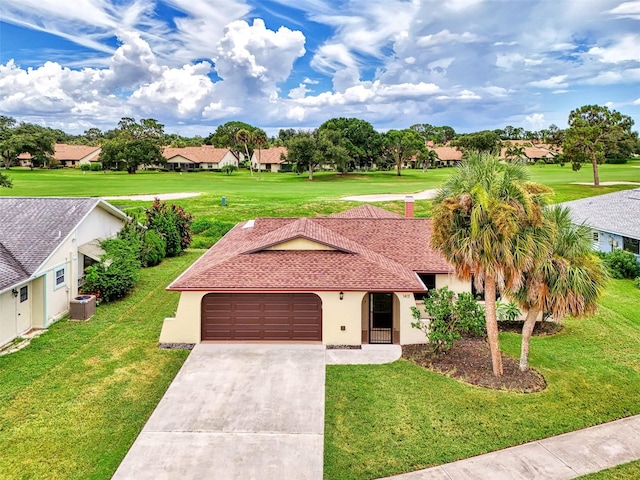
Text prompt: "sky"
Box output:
[[1, 0, 639, 137]]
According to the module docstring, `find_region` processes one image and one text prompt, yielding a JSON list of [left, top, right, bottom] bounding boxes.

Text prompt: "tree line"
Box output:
[[1, 105, 638, 185]]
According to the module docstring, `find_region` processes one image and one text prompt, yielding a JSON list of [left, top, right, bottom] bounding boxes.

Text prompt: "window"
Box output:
[[623, 237, 640, 255], [55, 267, 66, 288], [20, 286, 28, 303], [592, 231, 599, 242], [415, 274, 436, 300]]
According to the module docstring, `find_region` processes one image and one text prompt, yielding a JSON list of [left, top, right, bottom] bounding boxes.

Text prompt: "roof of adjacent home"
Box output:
[[430, 146, 463, 161], [0, 197, 126, 292], [561, 188, 640, 239], [168, 205, 452, 293], [54, 144, 101, 160], [253, 146, 288, 165], [163, 146, 236, 164]]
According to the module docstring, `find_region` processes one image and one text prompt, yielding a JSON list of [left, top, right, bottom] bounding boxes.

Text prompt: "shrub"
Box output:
[[140, 229, 166, 267], [82, 238, 140, 302], [80, 164, 91, 171], [146, 199, 193, 257], [221, 164, 237, 175], [605, 158, 628, 164], [496, 300, 522, 321], [90, 162, 102, 171], [411, 287, 485, 353], [635, 277, 640, 289], [597, 249, 640, 279]]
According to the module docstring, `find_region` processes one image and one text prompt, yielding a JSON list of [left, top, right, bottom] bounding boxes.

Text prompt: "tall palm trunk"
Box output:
[[484, 274, 503, 376], [519, 308, 539, 372]]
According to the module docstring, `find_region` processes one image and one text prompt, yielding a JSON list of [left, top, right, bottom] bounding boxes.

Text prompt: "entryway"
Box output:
[[369, 293, 393, 344]]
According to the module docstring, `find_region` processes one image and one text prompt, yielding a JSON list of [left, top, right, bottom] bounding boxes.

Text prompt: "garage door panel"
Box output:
[[201, 293, 322, 341]]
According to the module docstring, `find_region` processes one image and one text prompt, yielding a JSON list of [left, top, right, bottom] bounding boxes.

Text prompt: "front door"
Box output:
[[369, 293, 393, 344], [16, 285, 31, 334]]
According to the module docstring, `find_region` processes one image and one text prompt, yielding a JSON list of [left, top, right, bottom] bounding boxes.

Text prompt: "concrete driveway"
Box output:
[[112, 344, 326, 480]]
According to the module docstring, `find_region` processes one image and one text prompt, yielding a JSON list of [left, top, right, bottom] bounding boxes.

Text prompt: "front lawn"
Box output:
[[324, 279, 640, 479], [0, 251, 202, 480]]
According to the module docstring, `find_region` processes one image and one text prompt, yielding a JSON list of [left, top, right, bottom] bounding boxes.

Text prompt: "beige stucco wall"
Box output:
[[266, 238, 335, 251], [78, 149, 102, 165], [0, 290, 17, 346], [219, 151, 239, 168], [435, 272, 471, 294], [318, 291, 364, 345], [76, 206, 124, 244], [159, 291, 206, 344]]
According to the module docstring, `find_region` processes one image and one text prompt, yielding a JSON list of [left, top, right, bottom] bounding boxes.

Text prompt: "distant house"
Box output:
[[431, 146, 463, 166], [561, 188, 640, 259], [160, 203, 471, 346], [0, 198, 128, 347], [56, 144, 102, 167], [250, 146, 290, 173], [162, 146, 241, 171], [16, 144, 101, 168]]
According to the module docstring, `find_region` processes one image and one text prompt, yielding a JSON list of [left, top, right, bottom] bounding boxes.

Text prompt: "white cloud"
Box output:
[[417, 30, 478, 47], [213, 18, 305, 98], [633, 98, 640, 105], [589, 35, 640, 63], [288, 83, 310, 99], [524, 113, 545, 130], [529, 75, 569, 89], [608, 1, 640, 19]]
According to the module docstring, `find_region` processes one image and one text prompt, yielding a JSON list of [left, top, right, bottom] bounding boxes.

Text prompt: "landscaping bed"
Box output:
[[402, 339, 546, 393]]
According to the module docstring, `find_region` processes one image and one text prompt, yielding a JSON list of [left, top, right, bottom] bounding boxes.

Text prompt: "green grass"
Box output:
[[324, 279, 640, 479], [0, 251, 202, 480], [3, 161, 640, 247], [578, 460, 640, 479]]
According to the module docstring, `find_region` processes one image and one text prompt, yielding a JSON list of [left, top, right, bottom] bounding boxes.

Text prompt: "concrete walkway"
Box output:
[[112, 344, 326, 480], [383, 415, 640, 480], [326, 344, 402, 365]]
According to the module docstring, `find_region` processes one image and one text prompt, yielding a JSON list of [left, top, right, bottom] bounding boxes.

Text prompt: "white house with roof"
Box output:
[[0, 198, 128, 347], [561, 188, 640, 259], [250, 146, 290, 172], [162, 146, 241, 171]]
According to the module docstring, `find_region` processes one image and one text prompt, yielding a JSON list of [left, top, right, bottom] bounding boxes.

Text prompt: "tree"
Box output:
[[319, 118, 383, 170], [99, 117, 165, 173], [383, 129, 425, 176], [0, 119, 55, 169], [504, 142, 527, 163], [451, 130, 502, 155], [430, 153, 550, 376], [563, 105, 635, 187], [509, 206, 607, 371], [235, 128, 254, 176], [206, 121, 258, 161], [252, 129, 268, 179], [286, 131, 323, 180]]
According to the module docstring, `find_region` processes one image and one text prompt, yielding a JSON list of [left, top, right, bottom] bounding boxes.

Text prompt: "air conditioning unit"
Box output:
[[69, 295, 96, 320]]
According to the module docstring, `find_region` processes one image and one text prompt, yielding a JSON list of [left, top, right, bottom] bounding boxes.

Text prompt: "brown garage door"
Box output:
[[201, 293, 322, 341]]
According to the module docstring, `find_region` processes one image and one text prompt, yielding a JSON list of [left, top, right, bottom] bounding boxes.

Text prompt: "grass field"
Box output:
[[3, 160, 640, 248], [0, 252, 201, 479], [324, 279, 640, 479], [1, 162, 640, 479]]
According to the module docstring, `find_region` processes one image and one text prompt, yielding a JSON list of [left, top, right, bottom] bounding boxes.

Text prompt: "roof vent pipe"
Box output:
[[404, 195, 414, 218]]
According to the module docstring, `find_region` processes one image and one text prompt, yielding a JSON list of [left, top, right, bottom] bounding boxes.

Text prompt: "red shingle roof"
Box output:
[[54, 144, 101, 161], [163, 146, 235, 164], [330, 204, 403, 218], [254, 146, 288, 165], [168, 207, 453, 293]]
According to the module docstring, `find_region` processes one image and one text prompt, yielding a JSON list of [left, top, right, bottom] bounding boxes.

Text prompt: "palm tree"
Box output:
[[431, 153, 550, 376], [509, 206, 608, 371], [252, 129, 268, 180], [235, 128, 253, 176]]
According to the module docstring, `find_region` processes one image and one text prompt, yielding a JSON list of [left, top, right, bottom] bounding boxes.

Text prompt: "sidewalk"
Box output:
[[383, 414, 640, 479]]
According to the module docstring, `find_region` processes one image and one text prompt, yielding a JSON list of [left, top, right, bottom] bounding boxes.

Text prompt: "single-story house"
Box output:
[[0, 198, 128, 347], [162, 146, 241, 171], [431, 146, 463, 167], [561, 188, 640, 259], [16, 144, 101, 168], [250, 146, 290, 173], [160, 203, 470, 346]]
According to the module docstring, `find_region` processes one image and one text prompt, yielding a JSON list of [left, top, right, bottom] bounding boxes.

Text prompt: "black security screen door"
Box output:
[[369, 293, 393, 344]]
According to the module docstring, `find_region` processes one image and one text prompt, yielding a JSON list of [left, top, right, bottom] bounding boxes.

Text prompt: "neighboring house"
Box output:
[[16, 144, 101, 168], [162, 146, 241, 171], [524, 146, 557, 163], [431, 146, 463, 167], [250, 146, 290, 173], [160, 203, 471, 346], [0, 198, 128, 347], [56, 144, 102, 167], [561, 188, 640, 259]]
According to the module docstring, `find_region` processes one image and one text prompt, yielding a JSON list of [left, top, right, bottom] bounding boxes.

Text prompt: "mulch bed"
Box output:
[[498, 320, 563, 336], [402, 337, 547, 393]]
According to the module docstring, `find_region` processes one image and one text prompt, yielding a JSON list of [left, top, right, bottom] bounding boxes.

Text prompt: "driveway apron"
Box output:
[[112, 344, 326, 480]]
